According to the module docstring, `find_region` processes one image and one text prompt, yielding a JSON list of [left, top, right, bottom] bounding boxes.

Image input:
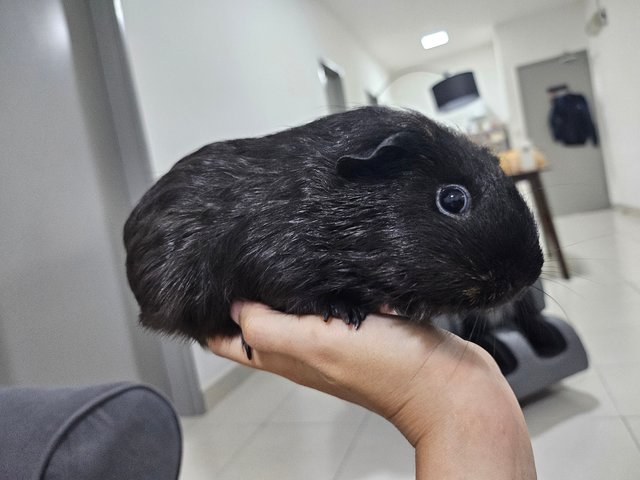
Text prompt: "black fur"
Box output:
[[124, 106, 543, 344]]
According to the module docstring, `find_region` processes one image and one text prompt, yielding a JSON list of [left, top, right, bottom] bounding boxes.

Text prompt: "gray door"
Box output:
[[518, 51, 610, 216]]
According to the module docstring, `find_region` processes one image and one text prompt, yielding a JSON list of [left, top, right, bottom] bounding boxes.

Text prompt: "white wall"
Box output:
[[0, 0, 155, 387], [378, 72, 440, 115], [118, 0, 388, 391], [586, 0, 640, 209], [379, 42, 508, 129], [493, 1, 589, 147], [119, 0, 388, 177]]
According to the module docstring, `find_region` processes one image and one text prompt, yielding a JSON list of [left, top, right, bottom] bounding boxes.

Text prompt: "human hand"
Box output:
[[209, 302, 536, 479]]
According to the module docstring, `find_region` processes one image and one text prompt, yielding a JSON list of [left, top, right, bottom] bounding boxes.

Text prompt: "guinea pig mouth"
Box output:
[[462, 250, 543, 310], [463, 278, 531, 310], [394, 267, 541, 322], [399, 283, 529, 322]]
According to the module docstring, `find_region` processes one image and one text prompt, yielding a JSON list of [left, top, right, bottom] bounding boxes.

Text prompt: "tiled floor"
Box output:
[[179, 209, 640, 479]]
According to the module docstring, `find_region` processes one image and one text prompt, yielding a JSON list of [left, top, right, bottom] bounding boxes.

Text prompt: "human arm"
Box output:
[[209, 302, 536, 479]]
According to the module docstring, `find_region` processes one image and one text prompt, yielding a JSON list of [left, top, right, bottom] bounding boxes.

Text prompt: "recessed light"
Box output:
[[421, 31, 449, 50]]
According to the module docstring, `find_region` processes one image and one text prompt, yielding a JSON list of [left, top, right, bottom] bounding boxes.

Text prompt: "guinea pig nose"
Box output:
[[436, 184, 471, 217]]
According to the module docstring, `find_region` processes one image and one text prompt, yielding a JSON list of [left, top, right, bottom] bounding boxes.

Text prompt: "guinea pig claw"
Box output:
[[345, 307, 365, 329], [354, 309, 365, 330], [241, 334, 253, 361], [326, 304, 367, 329]]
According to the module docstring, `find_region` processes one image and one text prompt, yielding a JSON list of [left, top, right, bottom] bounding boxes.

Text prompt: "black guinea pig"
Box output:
[[124, 106, 543, 345]]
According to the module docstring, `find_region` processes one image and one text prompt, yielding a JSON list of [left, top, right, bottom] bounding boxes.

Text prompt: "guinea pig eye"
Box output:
[[436, 184, 471, 217]]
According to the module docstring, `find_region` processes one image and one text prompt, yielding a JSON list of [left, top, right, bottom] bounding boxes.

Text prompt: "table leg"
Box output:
[[528, 172, 570, 279]]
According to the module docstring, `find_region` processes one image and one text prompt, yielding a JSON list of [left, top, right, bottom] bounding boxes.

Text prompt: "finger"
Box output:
[[213, 301, 315, 362], [208, 335, 251, 366], [229, 300, 245, 326], [232, 302, 420, 360], [231, 301, 323, 356], [208, 334, 269, 369], [229, 302, 449, 369], [379, 304, 396, 315], [208, 334, 305, 379]]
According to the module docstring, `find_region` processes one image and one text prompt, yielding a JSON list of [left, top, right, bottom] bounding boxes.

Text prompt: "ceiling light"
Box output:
[[421, 31, 449, 50]]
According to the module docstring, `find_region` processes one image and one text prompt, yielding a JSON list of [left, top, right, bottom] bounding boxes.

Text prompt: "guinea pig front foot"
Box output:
[[322, 304, 368, 330]]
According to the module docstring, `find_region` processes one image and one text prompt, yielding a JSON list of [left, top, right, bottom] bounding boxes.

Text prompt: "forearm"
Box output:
[[414, 402, 535, 479]]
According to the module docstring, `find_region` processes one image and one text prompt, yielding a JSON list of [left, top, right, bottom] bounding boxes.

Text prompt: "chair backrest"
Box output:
[[0, 382, 182, 480]]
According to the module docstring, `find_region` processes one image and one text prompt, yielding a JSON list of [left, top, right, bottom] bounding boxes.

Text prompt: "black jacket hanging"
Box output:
[[549, 93, 598, 146]]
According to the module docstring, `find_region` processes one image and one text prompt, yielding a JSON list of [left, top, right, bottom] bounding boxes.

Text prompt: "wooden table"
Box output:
[[510, 169, 570, 279]]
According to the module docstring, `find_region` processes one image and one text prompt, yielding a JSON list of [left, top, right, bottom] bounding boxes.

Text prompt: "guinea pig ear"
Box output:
[[336, 131, 420, 180]]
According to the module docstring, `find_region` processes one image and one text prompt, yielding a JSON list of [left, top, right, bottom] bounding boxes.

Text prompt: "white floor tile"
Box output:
[[554, 209, 640, 251], [195, 370, 295, 425], [334, 414, 414, 480], [269, 383, 368, 424], [552, 210, 614, 246], [543, 297, 640, 337], [523, 368, 618, 437], [623, 416, 640, 448], [563, 234, 640, 267], [179, 422, 261, 479], [531, 416, 640, 480], [214, 421, 363, 480], [541, 278, 640, 319], [577, 327, 640, 365], [598, 363, 640, 415]]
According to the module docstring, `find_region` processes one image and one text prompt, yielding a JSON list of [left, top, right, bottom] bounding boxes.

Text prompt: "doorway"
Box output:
[[518, 51, 610, 216], [320, 62, 347, 114]]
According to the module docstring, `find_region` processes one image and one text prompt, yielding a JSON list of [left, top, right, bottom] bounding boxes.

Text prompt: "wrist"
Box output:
[[388, 341, 536, 478], [389, 339, 505, 445]]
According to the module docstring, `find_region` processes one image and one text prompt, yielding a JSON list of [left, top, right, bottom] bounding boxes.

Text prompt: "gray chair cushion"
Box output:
[[0, 383, 181, 479]]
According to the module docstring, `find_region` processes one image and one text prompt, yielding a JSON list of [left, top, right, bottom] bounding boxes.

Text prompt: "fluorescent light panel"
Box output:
[[421, 31, 449, 50]]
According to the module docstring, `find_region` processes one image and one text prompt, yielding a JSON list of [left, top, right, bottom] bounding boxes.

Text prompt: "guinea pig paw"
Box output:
[[325, 304, 367, 330], [241, 334, 253, 361]]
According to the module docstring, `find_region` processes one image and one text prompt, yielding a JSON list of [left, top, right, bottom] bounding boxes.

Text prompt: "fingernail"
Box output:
[[230, 300, 245, 323]]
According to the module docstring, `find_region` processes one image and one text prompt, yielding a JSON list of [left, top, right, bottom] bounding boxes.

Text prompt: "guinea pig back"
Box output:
[[124, 106, 543, 344]]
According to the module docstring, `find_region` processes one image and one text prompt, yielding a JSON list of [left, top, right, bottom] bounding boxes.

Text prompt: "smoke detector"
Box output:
[[586, 3, 608, 36]]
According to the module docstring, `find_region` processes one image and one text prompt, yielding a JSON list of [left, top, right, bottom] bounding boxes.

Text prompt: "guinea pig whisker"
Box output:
[[542, 260, 605, 286], [538, 276, 585, 298], [466, 315, 481, 341], [559, 271, 602, 285], [539, 270, 569, 281], [540, 265, 561, 274], [533, 181, 604, 190], [529, 284, 572, 323], [557, 232, 615, 249], [563, 255, 620, 262]]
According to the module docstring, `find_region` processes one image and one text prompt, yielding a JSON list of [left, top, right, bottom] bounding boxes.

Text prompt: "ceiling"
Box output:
[[317, 0, 583, 73]]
